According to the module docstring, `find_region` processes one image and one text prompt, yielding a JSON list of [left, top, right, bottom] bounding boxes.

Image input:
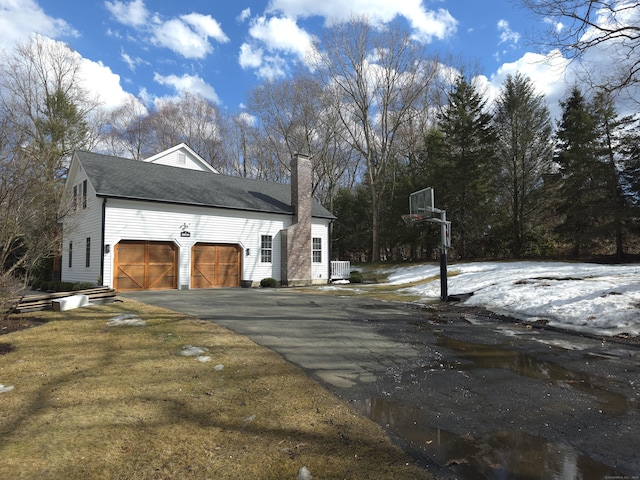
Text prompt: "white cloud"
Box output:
[[543, 17, 564, 34], [120, 49, 148, 72], [107, 2, 228, 60], [104, 0, 149, 27], [0, 0, 77, 49], [248, 16, 314, 59], [239, 43, 263, 69], [237, 8, 251, 23], [152, 18, 214, 59], [497, 19, 520, 45], [239, 16, 318, 80], [79, 57, 132, 111], [267, 0, 456, 42], [153, 72, 221, 104], [181, 13, 229, 43], [239, 44, 287, 81]]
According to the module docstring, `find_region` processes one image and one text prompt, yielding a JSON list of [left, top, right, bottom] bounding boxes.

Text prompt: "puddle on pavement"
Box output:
[[353, 397, 623, 479], [437, 336, 629, 415]]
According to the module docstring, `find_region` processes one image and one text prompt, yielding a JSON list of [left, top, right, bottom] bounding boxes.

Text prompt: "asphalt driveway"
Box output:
[[123, 288, 422, 389], [123, 287, 640, 479]]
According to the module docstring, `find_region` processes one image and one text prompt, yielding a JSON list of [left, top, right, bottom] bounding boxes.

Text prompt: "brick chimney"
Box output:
[[281, 153, 312, 286]]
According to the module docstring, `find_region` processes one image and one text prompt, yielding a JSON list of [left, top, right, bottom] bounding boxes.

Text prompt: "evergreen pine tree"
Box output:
[[429, 76, 498, 258], [493, 73, 553, 257], [554, 87, 607, 256]]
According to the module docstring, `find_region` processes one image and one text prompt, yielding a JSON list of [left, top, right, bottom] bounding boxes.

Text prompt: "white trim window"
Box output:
[[312, 237, 322, 263], [260, 235, 273, 263]]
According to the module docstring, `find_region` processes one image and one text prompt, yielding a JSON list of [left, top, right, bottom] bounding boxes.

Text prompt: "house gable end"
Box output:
[[143, 143, 218, 173]]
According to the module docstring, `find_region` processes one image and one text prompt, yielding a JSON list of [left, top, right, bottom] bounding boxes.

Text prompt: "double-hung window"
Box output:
[[260, 235, 273, 263], [312, 237, 322, 263]]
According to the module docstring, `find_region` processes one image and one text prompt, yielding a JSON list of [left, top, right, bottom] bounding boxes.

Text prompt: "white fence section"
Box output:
[[330, 261, 351, 280]]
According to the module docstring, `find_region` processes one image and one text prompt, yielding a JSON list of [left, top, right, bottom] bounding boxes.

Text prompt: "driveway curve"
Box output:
[[123, 287, 640, 480]]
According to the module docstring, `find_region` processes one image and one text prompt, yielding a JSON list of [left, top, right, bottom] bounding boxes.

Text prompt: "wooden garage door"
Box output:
[[114, 241, 177, 291], [191, 243, 241, 288]]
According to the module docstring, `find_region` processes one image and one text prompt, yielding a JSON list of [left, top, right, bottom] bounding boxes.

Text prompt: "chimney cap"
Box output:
[[292, 152, 311, 160]]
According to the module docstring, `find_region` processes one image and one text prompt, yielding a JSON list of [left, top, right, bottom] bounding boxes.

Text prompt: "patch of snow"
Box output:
[[180, 346, 209, 357], [382, 261, 640, 337], [297, 466, 313, 480], [0, 384, 15, 393], [197, 356, 211, 363], [107, 313, 146, 327], [214, 364, 224, 371]]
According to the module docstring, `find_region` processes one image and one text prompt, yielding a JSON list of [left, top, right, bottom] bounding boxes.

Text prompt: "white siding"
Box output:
[[311, 221, 331, 283], [61, 167, 103, 285], [102, 200, 294, 288]]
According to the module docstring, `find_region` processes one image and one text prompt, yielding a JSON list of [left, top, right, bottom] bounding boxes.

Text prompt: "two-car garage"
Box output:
[[114, 241, 241, 291]]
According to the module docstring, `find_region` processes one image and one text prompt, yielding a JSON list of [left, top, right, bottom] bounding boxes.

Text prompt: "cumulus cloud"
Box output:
[[150, 13, 228, 59], [266, 0, 456, 42], [105, 0, 149, 27], [248, 16, 314, 59], [0, 0, 77, 49], [79, 58, 132, 111], [153, 72, 221, 104], [239, 43, 263, 69], [106, 1, 228, 60], [239, 16, 316, 80], [239, 42, 287, 81], [181, 12, 229, 43]]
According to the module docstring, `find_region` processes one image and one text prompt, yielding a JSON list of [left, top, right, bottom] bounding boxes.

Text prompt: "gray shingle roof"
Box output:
[[75, 150, 335, 219]]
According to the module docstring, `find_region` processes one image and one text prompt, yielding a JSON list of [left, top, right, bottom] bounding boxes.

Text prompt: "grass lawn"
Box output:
[[0, 298, 432, 479]]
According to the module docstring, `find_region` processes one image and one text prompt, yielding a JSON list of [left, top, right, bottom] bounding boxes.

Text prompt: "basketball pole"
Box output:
[[439, 210, 448, 302]]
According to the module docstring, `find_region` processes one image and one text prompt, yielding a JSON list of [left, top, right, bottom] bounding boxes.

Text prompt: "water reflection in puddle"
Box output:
[[436, 336, 629, 415], [353, 397, 622, 479]]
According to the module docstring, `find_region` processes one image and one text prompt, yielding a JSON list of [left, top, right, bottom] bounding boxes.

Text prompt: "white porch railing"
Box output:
[[330, 261, 351, 280]]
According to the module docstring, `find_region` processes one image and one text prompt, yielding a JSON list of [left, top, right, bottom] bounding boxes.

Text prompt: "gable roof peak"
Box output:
[[143, 143, 219, 173]]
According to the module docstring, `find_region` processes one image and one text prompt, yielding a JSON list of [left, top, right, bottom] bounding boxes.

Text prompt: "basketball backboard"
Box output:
[[409, 187, 434, 216]]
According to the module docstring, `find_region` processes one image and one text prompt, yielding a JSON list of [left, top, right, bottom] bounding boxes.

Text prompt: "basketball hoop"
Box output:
[[403, 187, 450, 301], [402, 213, 429, 226]]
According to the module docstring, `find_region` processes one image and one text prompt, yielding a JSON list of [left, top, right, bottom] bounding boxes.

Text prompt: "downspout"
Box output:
[[100, 198, 106, 285]]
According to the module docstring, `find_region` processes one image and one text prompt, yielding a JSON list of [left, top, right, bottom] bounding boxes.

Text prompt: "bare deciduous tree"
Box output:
[[0, 35, 98, 178], [148, 93, 225, 169], [521, 0, 640, 97], [0, 36, 97, 293], [310, 17, 439, 261], [103, 95, 153, 160], [247, 74, 358, 207]]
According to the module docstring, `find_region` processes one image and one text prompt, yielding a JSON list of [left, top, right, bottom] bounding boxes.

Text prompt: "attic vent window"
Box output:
[[178, 153, 186, 165]]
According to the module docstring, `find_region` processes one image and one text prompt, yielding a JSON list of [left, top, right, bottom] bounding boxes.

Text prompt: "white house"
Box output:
[[60, 144, 335, 291]]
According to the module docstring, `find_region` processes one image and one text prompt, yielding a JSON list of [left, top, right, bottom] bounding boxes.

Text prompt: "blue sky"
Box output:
[[0, 0, 623, 118]]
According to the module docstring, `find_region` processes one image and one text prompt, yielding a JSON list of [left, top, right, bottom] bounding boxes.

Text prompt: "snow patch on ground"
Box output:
[[107, 313, 146, 327], [385, 261, 640, 337]]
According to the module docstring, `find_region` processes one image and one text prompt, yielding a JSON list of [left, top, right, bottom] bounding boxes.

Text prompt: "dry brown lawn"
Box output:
[[0, 298, 432, 480]]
